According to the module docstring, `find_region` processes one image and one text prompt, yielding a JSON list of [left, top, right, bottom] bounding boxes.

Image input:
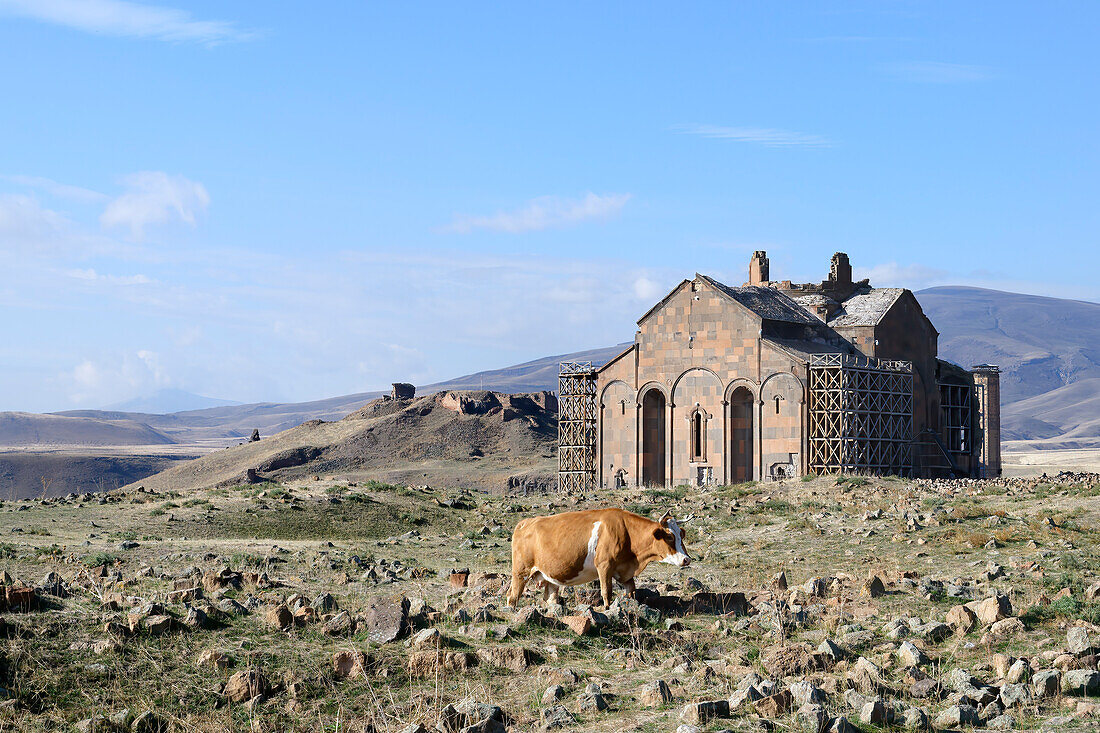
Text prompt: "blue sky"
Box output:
[[1, 1, 1097, 412]]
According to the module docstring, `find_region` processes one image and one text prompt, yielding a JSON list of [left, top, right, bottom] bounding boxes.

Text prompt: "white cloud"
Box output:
[[887, 62, 992, 84], [632, 276, 663, 300], [439, 192, 631, 234], [674, 124, 832, 148], [100, 171, 210, 239], [2, 174, 107, 203], [64, 349, 171, 406], [65, 268, 153, 285], [0, 0, 254, 45], [0, 194, 70, 240]]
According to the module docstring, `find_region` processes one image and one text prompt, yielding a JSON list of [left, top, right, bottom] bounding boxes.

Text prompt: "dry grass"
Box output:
[[0, 472, 1098, 730]]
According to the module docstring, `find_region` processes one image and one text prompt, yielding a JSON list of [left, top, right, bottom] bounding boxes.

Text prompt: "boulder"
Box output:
[[901, 707, 927, 730], [407, 651, 476, 677], [639, 679, 672, 706], [1032, 670, 1061, 698], [475, 646, 535, 672], [542, 685, 564, 706], [755, 690, 793, 718], [932, 704, 980, 729], [897, 641, 927, 667], [539, 705, 573, 730], [224, 668, 269, 703], [680, 700, 729, 724], [861, 574, 887, 598], [947, 604, 978, 634], [560, 615, 593, 636], [1061, 669, 1100, 696], [264, 604, 294, 631], [332, 650, 372, 679], [988, 617, 1026, 638], [1068, 627, 1100, 656], [967, 595, 1012, 626], [859, 699, 887, 726], [363, 595, 409, 643]]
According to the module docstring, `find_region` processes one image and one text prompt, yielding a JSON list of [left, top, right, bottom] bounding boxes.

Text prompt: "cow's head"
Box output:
[[655, 510, 691, 567]]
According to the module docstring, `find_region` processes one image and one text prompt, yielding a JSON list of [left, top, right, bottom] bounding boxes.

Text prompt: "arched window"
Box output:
[[774, 395, 782, 415], [690, 409, 705, 461]]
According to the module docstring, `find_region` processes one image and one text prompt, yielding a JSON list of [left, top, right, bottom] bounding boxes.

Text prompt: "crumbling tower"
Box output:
[[972, 365, 1002, 477], [829, 252, 852, 286], [748, 251, 770, 285]]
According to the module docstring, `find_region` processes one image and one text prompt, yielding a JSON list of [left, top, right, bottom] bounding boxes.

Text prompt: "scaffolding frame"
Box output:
[[558, 361, 597, 493], [808, 353, 914, 476], [938, 382, 973, 458]]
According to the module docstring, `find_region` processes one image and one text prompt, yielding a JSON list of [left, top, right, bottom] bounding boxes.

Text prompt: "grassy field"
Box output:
[[2, 471, 1100, 731]]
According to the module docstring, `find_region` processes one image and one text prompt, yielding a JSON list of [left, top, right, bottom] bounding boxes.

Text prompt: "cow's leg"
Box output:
[[621, 576, 636, 598], [546, 583, 561, 608], [506, 569, 529, 608], [597, 566, 614, 608]]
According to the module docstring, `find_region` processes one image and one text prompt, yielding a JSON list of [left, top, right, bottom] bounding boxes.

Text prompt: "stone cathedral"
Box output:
[[586, 252, 1000, 489]]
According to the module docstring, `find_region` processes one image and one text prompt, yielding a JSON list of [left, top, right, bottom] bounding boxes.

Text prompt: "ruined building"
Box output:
[[557, 252, 1001, 490]]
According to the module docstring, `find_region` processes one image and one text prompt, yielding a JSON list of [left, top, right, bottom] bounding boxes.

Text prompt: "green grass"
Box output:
[[1021, 596, 1100, 626], [180, 496, 462, 541], [83, 551, 118, 568]]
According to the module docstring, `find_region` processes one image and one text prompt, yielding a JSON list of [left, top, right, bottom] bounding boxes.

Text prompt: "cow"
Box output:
[[505, 508, 691, 609]]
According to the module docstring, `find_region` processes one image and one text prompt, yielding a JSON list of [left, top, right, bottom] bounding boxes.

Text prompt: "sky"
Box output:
[[1, 1, 1098, 413]]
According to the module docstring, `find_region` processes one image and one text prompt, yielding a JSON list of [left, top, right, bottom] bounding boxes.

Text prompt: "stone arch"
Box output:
[[724, 377, 759, 404], [672, 368, 723, 486], [599, 380, 635, 488], [640, 388, 666, 487], [727, 385, 755, 483]]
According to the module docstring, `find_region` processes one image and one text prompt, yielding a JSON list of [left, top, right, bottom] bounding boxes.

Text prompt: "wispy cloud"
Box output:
[[2, 174, 107, 203], [673, 124, 832, 148], [439, 192, 631, 234], [0, 0, 255, 45], [100, 171, 210, 239], [887, 61, 993, 84], [65, 268, 154, 286]]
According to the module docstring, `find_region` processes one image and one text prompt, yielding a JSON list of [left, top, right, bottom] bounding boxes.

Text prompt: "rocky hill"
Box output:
[[127, 390, 558, 494]]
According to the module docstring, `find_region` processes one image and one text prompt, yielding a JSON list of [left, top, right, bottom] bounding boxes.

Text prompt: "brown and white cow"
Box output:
[[506, 508, 691, 609]]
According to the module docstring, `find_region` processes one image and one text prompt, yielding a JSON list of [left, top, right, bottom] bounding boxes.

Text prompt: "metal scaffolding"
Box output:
[[557, 361, 597, 493], [808, 353, 914, 476]]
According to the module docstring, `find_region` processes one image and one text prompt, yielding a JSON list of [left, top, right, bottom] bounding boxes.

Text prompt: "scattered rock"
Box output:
[[363, 595, 409, 643], [639, 679, 672, 706], [680, 700, 729, 724], [225, 668, 269, 703]]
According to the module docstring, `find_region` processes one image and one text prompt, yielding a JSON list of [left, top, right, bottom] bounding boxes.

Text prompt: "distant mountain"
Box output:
[[916, 286, 1100, 404], [0, 412, 174, 447], [28, 287, 1100, 448], [104, 388, 241, 414], [1001, 378, 1100, 445], [55, 344, 630, 442]]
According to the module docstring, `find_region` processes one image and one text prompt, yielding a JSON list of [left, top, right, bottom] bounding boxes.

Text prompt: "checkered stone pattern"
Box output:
[[671, 369, 724, 486], [599, 380, 636, 487], [760, 369, 804, 480], [596, 278, 810, 486], [636, 284, 763, 387]]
